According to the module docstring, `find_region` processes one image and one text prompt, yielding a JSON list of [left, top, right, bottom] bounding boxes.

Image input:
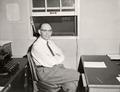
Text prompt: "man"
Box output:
[[31, 23, 80, 92]]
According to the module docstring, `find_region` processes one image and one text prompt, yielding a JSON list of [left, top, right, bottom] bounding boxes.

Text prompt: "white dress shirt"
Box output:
[[31, 37, 65, 67]]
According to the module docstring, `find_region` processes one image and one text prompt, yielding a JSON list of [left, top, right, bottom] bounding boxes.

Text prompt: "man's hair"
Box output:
[[39, 23, 52, 30], [38, 23, 43, 30]]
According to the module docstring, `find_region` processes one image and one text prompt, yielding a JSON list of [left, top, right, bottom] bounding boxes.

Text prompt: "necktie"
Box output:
[[47, 41, 55, 56]]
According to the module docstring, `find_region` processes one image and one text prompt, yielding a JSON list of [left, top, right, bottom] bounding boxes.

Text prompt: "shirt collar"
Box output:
[[39, 37, 50, 44]]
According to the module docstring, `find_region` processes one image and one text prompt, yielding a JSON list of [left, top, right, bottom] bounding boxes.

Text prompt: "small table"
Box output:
[[79, 55, 120, 92]]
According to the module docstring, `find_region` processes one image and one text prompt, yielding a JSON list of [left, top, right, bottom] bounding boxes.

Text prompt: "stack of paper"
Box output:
[[0, 41, 12, 46], [84, 61, 107, 68], [116, 77, 120, 82], [107, 54, 120, 60]]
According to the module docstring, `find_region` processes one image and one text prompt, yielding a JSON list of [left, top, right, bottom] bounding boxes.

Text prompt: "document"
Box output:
[[84, 61, 107, 68], [0, 41, 12, 46], [116, 77, 120, 82], [107, 54, 120, 60]]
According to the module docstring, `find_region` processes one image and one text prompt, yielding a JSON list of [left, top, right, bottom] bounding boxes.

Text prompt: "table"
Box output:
[[0, 58, 28, 92], [79, 55, 120, 92]]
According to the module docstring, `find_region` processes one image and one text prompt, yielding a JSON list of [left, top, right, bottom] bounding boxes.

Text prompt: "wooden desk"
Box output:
[[79, 55, 120, 92], [0, 58, 28, 92]]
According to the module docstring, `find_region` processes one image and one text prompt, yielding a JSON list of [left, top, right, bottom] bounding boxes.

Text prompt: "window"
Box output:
[[32, 0, 76, 15], [32, 16, 77, 37], [31, 0, 78, 37]]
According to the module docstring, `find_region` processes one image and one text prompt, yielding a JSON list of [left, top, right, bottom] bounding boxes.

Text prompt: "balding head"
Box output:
[[38, 23, 53, 40], [40, 23, 52, 31]]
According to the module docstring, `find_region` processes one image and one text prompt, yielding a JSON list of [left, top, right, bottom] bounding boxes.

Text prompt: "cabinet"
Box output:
[[32, 0, 78, 16]]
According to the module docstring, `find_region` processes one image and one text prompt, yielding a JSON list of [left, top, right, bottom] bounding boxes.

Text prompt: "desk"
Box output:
[[0, 58, 28, 92], [79, 55, 120, 92]]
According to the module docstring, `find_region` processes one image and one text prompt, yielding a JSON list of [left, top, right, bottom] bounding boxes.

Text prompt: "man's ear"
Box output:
[[38, 29, 41, 34]]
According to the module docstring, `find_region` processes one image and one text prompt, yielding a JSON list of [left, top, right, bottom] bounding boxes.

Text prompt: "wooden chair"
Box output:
[[27, 45, 62, 92]]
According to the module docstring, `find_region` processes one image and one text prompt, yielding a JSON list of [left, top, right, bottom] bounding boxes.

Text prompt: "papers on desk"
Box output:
[[116, 77, 120, 82], [84, 61, 107, 68], [107, 54, 120, 60], [0, 41, 12, 46], [0, 86, 4, 91]]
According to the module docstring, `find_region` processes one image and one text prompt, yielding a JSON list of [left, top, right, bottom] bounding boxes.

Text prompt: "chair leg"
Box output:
[[33, 81, 39, 92]]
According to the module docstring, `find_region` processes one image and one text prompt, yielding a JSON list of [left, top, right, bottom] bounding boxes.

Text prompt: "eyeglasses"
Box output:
[[41, 29, 52, 32]]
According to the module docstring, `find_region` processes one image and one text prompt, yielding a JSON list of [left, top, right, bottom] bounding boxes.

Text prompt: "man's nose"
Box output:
[[46, 31, 51, 34]]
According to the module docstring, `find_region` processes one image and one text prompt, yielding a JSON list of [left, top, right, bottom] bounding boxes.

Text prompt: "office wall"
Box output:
[[0, 0, 77, 69], [0, 0, 120, 69], [78, 0, 120, 61], [57, 0, 120, 68], [0, 0, 32, 57]]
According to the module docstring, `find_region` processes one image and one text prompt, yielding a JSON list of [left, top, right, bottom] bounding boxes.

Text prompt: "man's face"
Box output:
[[40, 29, 53, 40]]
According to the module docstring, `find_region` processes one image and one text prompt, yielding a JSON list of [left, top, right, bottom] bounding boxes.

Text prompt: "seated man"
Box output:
[[31, 23, 80, 92]]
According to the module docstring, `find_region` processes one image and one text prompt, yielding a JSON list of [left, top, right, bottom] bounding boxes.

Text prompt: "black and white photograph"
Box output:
[[0, 0, 120, 92]]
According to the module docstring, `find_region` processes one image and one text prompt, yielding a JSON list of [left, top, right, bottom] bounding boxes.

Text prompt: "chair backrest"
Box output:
[[27, 44, 61, 92], [27, 50, 38, 81]]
